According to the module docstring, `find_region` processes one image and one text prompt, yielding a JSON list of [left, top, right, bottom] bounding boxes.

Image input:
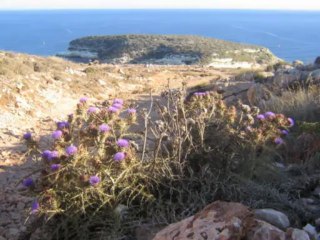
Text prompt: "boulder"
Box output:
[[254, 209, 290, 230], [314, 56, 320, 65], [272, 70, 301, 89], [247, 83, 272, 106], [310, 69, 320, 83], [153, 201, 253, 240]]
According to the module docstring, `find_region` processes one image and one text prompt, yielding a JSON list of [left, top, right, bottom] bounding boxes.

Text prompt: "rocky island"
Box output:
[[59, 34, 280, 68]]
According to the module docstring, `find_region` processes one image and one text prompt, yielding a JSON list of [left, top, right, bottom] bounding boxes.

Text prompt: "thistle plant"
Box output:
[[21, 90, 296, 239]]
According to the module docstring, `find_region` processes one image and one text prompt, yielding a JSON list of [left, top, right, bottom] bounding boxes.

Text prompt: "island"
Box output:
[[58, 34, 280, 68]]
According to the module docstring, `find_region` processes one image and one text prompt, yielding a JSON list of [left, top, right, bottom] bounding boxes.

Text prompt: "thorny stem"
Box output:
[[141, 92, 153, 163]]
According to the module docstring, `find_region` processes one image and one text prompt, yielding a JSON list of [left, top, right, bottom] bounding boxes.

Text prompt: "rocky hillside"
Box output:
[[59, 35, 280, 68]]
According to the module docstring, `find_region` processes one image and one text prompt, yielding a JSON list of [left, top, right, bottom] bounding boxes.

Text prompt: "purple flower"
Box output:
[[99, 123, 111, 133], [281, 129, 289, 136], [257, 114, 265, 121], [66, 145, 77, 156], [23, 132, 32, 140], [117, 139, 129, 148], [57, 121, 70, 130], [89, 176, 100, 186], [108, 106, 119, 113], [79, 97, 89, 103], [112, 103, 123, 109], [31, 200, 40, 214], [51, 130, 63, 140], [127, 108, 136, 114], [274, 137, 284, 145], [50, 164, 61, 171], [42, 150, 52, 160], [87, 106, 99, 114], [42, 150, 59, 161], [23, 178, 34, 187], [288, 117, 294, 127], [264, 112, 276, 119], [49, 151, 59, 160], [113, 98, 124, 105], [193, 92, 206, 97], [114, 152, 126, 161]]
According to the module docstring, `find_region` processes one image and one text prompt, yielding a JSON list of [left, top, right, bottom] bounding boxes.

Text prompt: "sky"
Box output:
[[1, 0, 320, 10]]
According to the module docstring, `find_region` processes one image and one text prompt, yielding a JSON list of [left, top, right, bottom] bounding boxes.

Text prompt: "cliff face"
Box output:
[[59, 35, 281, 67]]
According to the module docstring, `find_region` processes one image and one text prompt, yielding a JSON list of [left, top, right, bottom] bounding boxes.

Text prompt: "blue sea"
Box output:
[[0, 10, 320, 63]]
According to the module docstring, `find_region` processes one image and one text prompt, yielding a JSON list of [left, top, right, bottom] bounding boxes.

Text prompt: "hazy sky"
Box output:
[[1, 0, 320, 10]]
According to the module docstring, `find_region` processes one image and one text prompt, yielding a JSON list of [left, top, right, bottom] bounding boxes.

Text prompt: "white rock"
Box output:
[[254, 209, 290, 230], [98, 79, 106, 86], [291, 228, 310, 240], [303, 224, 318, 239]]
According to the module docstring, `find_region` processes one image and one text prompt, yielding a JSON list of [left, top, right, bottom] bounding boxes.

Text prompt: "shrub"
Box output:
[[22, 88, 295, 239]]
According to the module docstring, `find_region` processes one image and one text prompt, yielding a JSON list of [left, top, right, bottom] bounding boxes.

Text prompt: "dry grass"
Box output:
[[259, 86, 320, 122]]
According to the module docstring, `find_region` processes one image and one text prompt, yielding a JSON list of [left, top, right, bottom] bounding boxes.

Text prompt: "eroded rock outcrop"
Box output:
[[153, 201, 252, 240], [152, 201, 312, 240]]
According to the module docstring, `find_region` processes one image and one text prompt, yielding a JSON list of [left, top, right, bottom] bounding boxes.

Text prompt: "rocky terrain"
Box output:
[[59, 35, 280, 68], [1, 50, 320, 240]]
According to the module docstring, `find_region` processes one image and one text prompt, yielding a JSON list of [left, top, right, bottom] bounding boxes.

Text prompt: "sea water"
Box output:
[[0, 9, 319, 63]]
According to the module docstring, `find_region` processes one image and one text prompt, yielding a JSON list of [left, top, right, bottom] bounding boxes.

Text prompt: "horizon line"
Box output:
[[1, 8, 320, 11]]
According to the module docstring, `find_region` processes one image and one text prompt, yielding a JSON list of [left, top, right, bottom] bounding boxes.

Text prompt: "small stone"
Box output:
[[303, 224, 318, 239], [301, 198, 315, 205], [98, 79, 106, 86], [254, 209, 290, 230], [287, 228, 310, 240], [0, 236, 6, 240]]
